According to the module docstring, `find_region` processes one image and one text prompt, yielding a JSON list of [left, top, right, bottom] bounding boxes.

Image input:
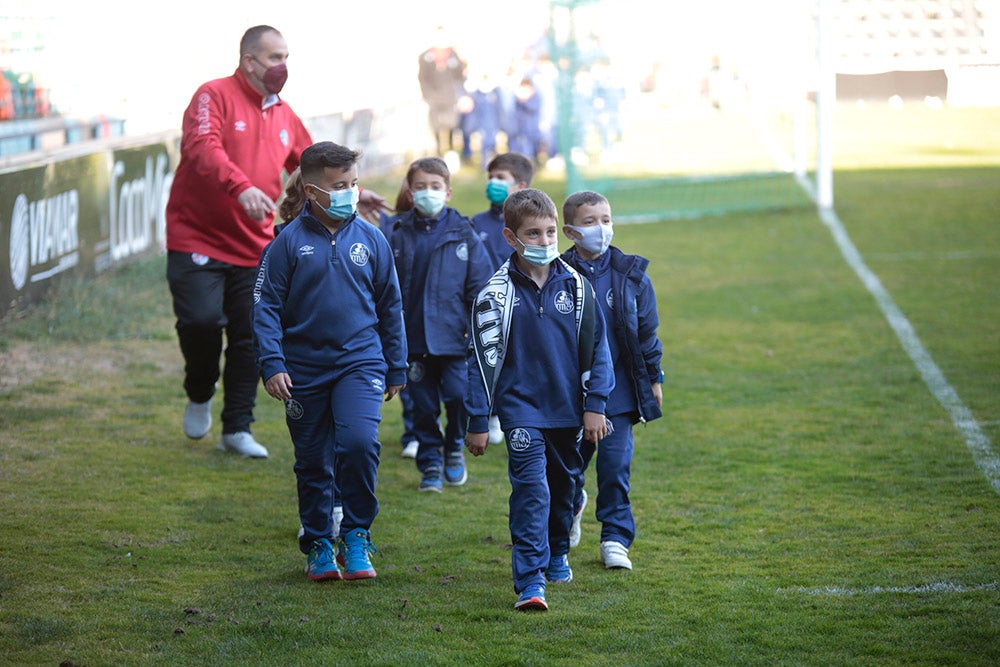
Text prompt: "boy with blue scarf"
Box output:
[[465, 188, 614, 611]]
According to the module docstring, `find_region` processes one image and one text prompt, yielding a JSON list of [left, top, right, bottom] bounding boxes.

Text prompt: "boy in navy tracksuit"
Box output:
[[470, 152, 535, 269], [253, 142, 408, 582], [390, 157, 492, 491], [470, 151, 536, 444], [560, 190, 663, 571], [465, 188, 614, 612]]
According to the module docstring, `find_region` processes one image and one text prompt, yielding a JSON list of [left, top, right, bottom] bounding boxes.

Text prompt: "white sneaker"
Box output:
[[401, 440, 418, 459], [298, 506, 343, 540], [488, 416, 503, 444], [218, 432, 268, 458], [183, 399, 212, 439], [600, 540, 633, 570], [569, 489, 587, 548]]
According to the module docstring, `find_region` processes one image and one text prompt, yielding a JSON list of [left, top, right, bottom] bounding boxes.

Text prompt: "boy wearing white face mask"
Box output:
[[465, 188, 615, 611], [559, 190, 664, 571], [388, 157, 493, 492]]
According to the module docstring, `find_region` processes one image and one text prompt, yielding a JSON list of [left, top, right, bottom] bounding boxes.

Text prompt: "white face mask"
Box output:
[[568, 223, 613, 255]]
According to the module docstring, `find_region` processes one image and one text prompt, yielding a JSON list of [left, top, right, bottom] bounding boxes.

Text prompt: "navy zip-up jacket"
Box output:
[[252, 201, 408, 387], [471, 203, 512, 269], [561, 245, 663, 423], [465, 259, 615, 434], [390, 207, 493, 356]]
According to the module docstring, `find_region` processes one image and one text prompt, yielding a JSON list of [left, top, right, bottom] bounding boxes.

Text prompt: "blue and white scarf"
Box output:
[[470, 258, 595, 414]]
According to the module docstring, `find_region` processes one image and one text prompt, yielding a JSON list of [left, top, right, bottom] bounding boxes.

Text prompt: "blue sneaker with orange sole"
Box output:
[[337, 529, 378, 579], [305, 538, 341, 581], [514, 583, 548, 611]]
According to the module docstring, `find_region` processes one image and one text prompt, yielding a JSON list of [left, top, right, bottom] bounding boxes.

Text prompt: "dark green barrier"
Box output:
[[0, 105, 416, 322], [0, 132, 179, 319]]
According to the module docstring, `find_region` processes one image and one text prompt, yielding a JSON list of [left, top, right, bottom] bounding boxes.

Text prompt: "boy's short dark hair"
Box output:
[[503, 188, 558, 232], [406, 157, 450, 188], [487, 152, 535, 185], [300, 142, 362, 182], [562, 190, 609, 225]]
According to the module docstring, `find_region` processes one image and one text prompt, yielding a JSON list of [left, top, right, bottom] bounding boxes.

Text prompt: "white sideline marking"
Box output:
[[782, 582, 998, 596], [819, 207, 1000, 495], [866, 250, 1000, 261]]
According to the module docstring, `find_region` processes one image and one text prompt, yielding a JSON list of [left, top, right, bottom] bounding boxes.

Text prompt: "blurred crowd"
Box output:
[[418, 27, 626, 169]]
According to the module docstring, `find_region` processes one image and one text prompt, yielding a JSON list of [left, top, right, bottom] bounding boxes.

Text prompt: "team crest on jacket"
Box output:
[[456, 242, 468, 261], [350, 243, 371, 266], [280, 128, 289, 146], [285, 399, 304, 420], [554, 290, 574, 314], [606, 288, 614, 309], [508, 428, 531, 451]]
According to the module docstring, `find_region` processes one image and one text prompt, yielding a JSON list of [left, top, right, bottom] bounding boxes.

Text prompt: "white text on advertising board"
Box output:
[[8, 190, 80, 291], [109, 153, 173, 262]]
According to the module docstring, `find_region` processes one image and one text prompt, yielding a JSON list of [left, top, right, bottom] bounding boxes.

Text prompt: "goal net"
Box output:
[[549, 0, 823, 222]]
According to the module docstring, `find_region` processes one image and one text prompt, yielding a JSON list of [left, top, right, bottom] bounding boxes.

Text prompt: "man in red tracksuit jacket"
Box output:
[[165, 25, 313, 459]]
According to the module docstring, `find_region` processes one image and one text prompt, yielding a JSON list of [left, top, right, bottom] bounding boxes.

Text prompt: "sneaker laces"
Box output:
[[310, 539, 334, 562], [521, 583, 545, 599], [345, 530, 378, 557], [363, 535, 378, 557]]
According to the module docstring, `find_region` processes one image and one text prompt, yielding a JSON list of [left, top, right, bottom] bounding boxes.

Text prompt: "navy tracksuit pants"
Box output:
[[506, 426, 582, 593], [286, 360, 386, 555], [406, 354, 466, 472], [575, 413, 636, 547]]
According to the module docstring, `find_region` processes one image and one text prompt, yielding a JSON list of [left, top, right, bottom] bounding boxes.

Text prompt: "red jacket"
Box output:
[[166, 70, 312, 267]]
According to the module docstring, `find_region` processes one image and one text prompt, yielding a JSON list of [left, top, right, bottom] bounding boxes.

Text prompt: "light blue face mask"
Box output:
[[514, 234, 559, 266], [412, 188, 448, 217], [311, 184, 359, 220]]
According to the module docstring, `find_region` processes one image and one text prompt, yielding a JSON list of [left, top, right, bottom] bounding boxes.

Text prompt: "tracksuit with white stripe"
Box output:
[[466, 258, 614, 593]]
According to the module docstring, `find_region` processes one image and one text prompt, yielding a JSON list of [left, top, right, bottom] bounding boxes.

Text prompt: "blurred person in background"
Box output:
[[418, 26, 467, 159]]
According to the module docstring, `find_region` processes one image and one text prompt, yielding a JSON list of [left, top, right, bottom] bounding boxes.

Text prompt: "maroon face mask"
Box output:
[[261, 62, 288, 94], [253, 58, 288, 94]]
